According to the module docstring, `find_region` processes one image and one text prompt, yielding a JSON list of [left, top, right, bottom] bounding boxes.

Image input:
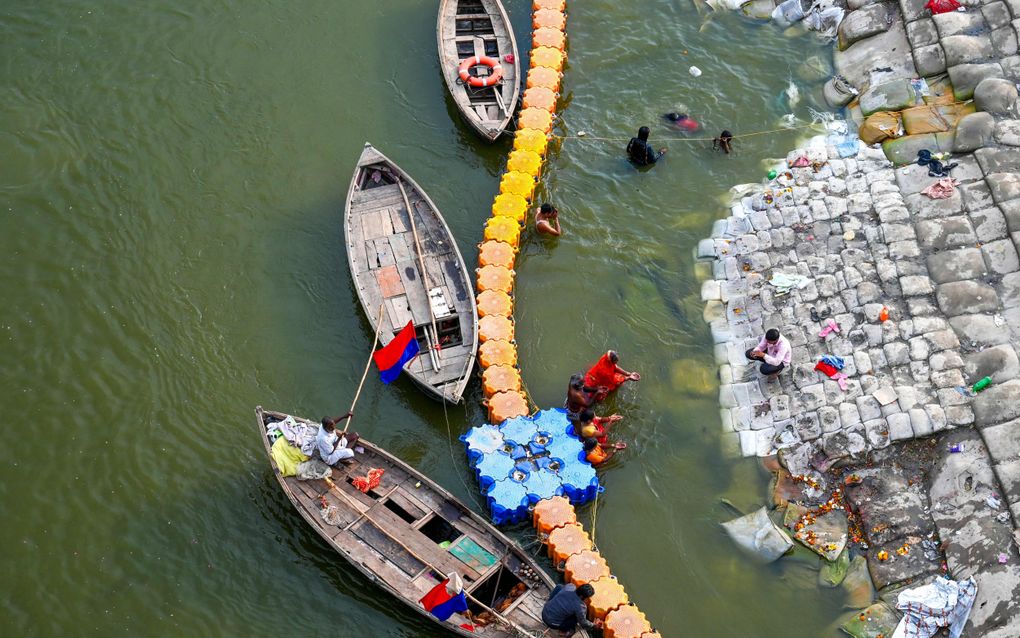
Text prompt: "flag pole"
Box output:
[[344, 303, 386, 435]]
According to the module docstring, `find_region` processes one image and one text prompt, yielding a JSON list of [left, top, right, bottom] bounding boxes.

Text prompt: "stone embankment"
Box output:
[[700, 0, 1020, 634]]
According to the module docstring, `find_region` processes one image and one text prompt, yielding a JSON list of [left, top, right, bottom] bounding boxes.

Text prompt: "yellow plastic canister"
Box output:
[[603, 606, 651, 638], [487, 390, 529, 424], [533, 27, 566, 51], [478, 240, 517, 269], [533, 0, 566, 11], [533, 9, 566, 31], [565, 550, 610, 588], [518, 108, 553, 134], [483, 215, 522, 247], [523, 86, 558, 113], [476, 264, 514, 293], [513, 128, 550, 156], [587, 577, 629, 621], [499, 171, 537, 200], [532, 495, 576, 534], [547, 522, 593, 570], [641, 632, 663, 638], [526, 66, 562, 92], [531, 46, 566, 73], [476, 289, 513, 318], [482, 364, 522, 396], [492, 192, 528, 223], [478, 338, 517, 368], [478, 314, 515, 343]]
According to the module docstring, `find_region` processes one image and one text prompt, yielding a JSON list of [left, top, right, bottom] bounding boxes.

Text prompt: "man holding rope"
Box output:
[[315, 411, 359, 465]]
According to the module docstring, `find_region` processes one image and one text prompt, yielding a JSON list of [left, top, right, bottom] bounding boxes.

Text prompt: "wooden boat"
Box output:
[[344, 143, 477, 404], [437, 0, 521, 142], [256, 407, 587, 638]]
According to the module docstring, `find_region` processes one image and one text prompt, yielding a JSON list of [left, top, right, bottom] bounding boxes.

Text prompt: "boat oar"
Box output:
[[322, 477, 541, 637], [396, 179, 443, 373], [343, 303, 385, 435]]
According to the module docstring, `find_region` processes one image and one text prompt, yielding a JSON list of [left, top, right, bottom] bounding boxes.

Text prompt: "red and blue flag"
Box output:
[[419, 578, 469, 622], [373, 321, 420, 384]]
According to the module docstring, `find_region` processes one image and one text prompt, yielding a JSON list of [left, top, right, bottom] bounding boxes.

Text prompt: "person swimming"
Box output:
[[664, 112, 699, 132], [626, 126, 666, 166], [713, 130, 734, 154]]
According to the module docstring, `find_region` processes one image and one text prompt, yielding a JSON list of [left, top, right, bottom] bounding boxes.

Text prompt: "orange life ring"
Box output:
[[457, 55, 503, 88]]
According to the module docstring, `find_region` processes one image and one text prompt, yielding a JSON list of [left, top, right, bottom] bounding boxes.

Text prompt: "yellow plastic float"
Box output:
[[477, 240, 517, 269], [548, 522, 593, 569], [533, 495, 576, 538], [499, 171, 537, 200], [533, 9, 566, 31], [481, 364, 522, 396], [476, 264, 514, 293], [565, 550, 610, 587], [477, 289, 513, 318], [478, 338, 517, 368], [526, 66, 562, 92], [484, 216, 522, 247], [492, 192, 529, 223], [533, 0, 566, 10], [523, 86, 558, 113], [518, 108, 553, 134], [513, 128, 550, 156], [486, 390, 529, 424], [533, 27, 566, 51], [604, 607, 652, 638], [477, 314, 514, 343], [587, 577, 629, 621], [531, 46, 566, 72]]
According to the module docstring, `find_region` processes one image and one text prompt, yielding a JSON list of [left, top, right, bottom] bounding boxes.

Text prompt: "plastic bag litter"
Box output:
[[803, 5, 844, 38], [860, 111, 903, 145], [722, 507, 794, 562], [772, 0, 808, 26], [296, 459, 332, 480]]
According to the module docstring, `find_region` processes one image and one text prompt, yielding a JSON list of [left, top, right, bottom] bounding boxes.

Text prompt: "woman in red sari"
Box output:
[[584, 350, 640, 402]]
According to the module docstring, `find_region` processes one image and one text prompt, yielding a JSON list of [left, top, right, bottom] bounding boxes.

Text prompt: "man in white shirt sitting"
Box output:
[[315, 412, 358, 465]]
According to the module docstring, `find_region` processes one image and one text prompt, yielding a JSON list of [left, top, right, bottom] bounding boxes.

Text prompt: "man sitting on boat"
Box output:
[[315, 412, 359, 465], [541, 582, 601, 636]]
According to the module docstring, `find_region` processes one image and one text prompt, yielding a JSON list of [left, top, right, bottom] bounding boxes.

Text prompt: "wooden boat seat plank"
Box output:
[[384, 295, 414, 333], [388, 206, 409, 233], [395, 260, 433, 327], [375, 264, 404, 298], [332, 527, 425, 591], [361, 209, 393, 241], [372, 238, 396, 269], [385, 487, 429, 522], [350, 519, 428, 576], [388, 233, 412, 264]]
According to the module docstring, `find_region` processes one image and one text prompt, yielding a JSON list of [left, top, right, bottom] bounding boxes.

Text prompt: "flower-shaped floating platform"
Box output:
[[461, 408, 600, 525]]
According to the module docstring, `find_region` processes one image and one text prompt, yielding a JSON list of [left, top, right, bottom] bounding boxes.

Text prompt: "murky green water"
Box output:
[[2, 1, 845, 635]]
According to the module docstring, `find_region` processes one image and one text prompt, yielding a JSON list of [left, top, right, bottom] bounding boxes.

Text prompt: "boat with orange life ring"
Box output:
[[437, 0, 520, 142]]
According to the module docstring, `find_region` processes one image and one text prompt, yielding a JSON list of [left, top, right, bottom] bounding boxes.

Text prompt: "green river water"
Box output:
[[2, 1, 848, 635]]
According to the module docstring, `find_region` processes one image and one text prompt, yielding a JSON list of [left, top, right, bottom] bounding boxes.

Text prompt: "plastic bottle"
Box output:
[[949, 444, 964, 453], [879, 307, 889, 322], [972, 376, 993, 393]]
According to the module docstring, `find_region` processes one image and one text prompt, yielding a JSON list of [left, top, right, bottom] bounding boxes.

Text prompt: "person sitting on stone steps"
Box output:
[[745, 328, 791, 379]]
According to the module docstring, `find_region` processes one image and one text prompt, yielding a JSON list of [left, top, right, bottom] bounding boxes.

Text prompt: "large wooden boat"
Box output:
[[437, 0, 521, 142], [344, 143, 477, 404], [256, 407, 585, 638]]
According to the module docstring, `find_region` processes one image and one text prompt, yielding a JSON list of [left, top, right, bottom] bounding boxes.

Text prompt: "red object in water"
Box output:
[[351, 467, 385, 493], [925, 0, 960, 14]]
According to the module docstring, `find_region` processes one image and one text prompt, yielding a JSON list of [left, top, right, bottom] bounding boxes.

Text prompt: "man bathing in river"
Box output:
[[564, 374, 596, 424], [626, 126, 666, 166], [745, 328, 791, 379], [315, 412, 359, 465], [584, 350, 640, 402], [535, 202, 561, 236], [713, 130, 734, 154]]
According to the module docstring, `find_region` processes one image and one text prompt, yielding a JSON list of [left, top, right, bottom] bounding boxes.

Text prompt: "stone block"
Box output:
[[925, 403, 948, 431], [945, 404, 975, 425], [982, 2, 1012, 30], [933, 10, 988, 38], [883, 133, 938, 166], [796, 383, 827, 411], [981, 418, 1020, 463], [995, 119, 1020, 146], [953, 111, 996, 152], [983, 238, 1020, 274], [906, 190, 963, 219], [991, 26, 1019, 57], [839, 402, 862, 427], [913, 44, 947, 77], [1002, 271, 1020, 307], [951, 314, 1013, 347], [936, 280, 1002, 315], [975, 77, 1020, 115], [916, 217, 978, 250], [988, 172, 1020, 204], [976, 146, 1020, 175], [943, 35, 995, 68], [994, 458, 1020, 505], [909, 408, 934, 437], [926, 328, 962, 352], [949, 63, 1005, 101], [906, 17, 938, 46], [887, 412, 914, 440], [899, 0, 928, 22], [927, 248, 987, 283], [963, 563, 1020, 637], [973, 379, 1020, 427], [839, 3, 895, 50], [972, 206, 1009, 243], [960, 181, 993, 211], [900, 275, 935, 296], [1005, 53, 1020, 82]]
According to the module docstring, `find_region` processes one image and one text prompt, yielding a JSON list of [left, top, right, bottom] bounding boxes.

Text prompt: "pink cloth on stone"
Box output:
[[921, 177, 958, 199]]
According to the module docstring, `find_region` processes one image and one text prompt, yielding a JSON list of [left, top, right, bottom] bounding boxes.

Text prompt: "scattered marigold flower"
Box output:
[[877, 550, 889, 561]]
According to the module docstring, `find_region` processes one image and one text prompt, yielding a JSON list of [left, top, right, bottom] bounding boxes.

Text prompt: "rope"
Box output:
[[343, 303, 386, 434], [589, 488, 600, 550], [546, 122, 821, 144]]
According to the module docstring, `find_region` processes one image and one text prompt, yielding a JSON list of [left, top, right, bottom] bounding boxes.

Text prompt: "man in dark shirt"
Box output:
[[541, 583, 600, 635], [626, 126, 666, 166]]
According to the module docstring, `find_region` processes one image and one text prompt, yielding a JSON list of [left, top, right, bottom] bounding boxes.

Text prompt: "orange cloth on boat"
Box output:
[[533, 27, 566, 50], [531, 46, 566, 73], [526, 66, 562, 92], [517, 108, 553, 134], [513, 128, 550, 156], [499, 171, 536, 200], [533, 9, 566, 31], [482, 364, 522, 396], [477, 289, 513, 318], [584, 353, 629, 393], [523, 86, 557, 112], [477, 265, 514, 293], [351, 468, 385, 493], [603, 606, 651, 638], [564, 550, 610, 587], [547, 522, 592, 568], [487, 390, 529, 424], [478, 240, 516, 269], [478, 314, 515, 343], [478, 338, 517, 368], [492, 192, 528, 223], [533, 0, 566, 11], [483, 216, 522, 247], [532, 495, 576, 536], [587, 577, 629, 620]]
